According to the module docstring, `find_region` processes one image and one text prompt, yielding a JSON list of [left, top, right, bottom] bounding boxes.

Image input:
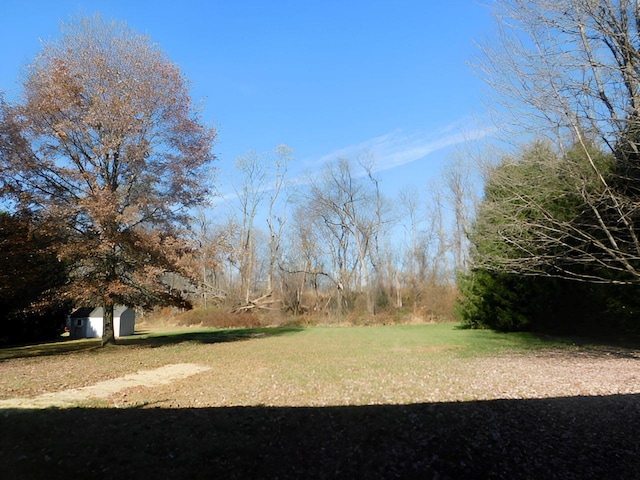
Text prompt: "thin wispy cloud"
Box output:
[[214, 117, 495, 204], [309, 117, 495, 175]]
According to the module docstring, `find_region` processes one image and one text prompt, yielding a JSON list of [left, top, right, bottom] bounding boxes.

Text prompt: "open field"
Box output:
[[2, 324, 640, 478]]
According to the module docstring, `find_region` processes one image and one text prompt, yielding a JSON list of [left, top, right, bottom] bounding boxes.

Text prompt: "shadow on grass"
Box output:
[[0, 326, 304, 361], [2, 394, 639, 479], [0, 337, 104, 361], [454, 324, 640, 360], [118, 326, 304, 348]]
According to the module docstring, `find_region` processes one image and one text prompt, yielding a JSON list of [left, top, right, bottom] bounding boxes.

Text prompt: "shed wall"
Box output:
[[69, 307, 136, 338]]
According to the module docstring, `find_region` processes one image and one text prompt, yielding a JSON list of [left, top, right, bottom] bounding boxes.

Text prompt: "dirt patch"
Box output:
[[0, 363, 210, 409]]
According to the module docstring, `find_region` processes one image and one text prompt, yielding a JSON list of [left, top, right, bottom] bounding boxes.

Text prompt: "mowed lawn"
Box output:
[[0, 324, 558, 407], [2, 323, 640, 479]]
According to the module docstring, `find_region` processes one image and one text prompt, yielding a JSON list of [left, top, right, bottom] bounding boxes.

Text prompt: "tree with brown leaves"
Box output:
[[0, 15, 216, 345]]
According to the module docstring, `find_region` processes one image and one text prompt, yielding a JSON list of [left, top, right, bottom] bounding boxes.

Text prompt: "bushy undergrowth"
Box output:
[[143, 302, 458, 330], [144, 307, 265, 328]]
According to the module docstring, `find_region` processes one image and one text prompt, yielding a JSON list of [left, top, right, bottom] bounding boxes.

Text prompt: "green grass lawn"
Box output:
[[0, 322, 566, 360], [1, 323, 570, 407]]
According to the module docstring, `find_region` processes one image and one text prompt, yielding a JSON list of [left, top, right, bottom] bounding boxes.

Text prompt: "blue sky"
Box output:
[[1, 0, 494, 200]]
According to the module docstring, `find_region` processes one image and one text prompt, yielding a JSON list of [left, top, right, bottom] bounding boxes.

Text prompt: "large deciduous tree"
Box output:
[[0, 15, 216, 345]]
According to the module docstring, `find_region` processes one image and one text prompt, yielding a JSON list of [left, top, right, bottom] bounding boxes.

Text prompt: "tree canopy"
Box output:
[[0, 15, 216, 344]]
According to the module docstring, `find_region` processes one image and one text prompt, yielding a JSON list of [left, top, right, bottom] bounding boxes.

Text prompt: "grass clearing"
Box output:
[[0, 323, 569, 406], [2, 323, 640, 478]]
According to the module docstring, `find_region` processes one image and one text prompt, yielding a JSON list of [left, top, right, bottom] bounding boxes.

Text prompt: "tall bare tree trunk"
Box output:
[[102, 302, 116, 346]]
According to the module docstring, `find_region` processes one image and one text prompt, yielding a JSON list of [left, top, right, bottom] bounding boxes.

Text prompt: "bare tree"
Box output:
[[295, 158, 386, 317], [232, 151, 267, 304], [228, 145, 292, 310], [425, 185, 451, 284], [280, 206, 327, 315], [474, 0, 640, 284], [397, 183, 453, 314], [0, 15, 216, 344], [215, 216, 241, 304], [192, 208, 230, 308], [443, 154, 478, 273], [360, 156, 393, 314], [397, 186, 429, 310], [266, 145, 292, 296]]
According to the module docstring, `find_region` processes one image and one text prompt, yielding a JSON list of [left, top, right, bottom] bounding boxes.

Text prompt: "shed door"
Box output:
[[73, 318, 83, 338]]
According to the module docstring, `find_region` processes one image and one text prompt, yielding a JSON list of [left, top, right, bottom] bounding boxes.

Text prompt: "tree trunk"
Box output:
[[102, 302, 116, 346], [335, 282, 344, 319], [395, 272, 403, 308]]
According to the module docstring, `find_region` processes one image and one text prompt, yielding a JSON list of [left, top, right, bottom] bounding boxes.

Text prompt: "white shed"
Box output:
[[68, 306, 136, 339]]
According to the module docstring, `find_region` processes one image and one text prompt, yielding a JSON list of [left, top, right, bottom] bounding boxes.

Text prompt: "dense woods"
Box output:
[[188, 151, 465, 324]]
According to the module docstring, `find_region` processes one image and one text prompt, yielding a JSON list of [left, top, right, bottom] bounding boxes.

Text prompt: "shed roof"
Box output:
[[70, 306, 131, 318]]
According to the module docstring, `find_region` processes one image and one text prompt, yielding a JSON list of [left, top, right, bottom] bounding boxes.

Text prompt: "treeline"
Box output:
[[188, 152, 472, 325], [8, 2, 640, 344], [0, 151, 472, 342]]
